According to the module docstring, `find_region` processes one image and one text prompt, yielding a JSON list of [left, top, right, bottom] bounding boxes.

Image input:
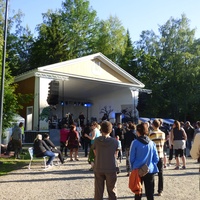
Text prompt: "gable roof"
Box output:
[[15, 53, 146, 99], [15, 52, 144, 88]]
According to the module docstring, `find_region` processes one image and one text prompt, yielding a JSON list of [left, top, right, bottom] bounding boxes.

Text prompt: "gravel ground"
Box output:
[[0, 151, 200, 200]]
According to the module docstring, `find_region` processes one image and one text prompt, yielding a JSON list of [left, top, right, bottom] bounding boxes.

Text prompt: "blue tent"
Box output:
[[139, 117, 150, 122], [139, 117, 174, 125], [163, 119, 174, 125]]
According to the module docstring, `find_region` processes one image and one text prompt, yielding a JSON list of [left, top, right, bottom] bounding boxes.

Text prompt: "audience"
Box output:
[[43, 133, 64, 164], [84, 121, 101, 170], [170, 120, 187, 169], [66, 124, 80, 161], [60, 124, 69, 157], [33, 134, 55, 168], [129, 123, 159, 200], [93, 120, 119, 200]]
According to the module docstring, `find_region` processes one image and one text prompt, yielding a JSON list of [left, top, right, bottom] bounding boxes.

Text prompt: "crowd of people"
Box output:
[[1, 114, 200, 200], [55, 117, 199, 200]]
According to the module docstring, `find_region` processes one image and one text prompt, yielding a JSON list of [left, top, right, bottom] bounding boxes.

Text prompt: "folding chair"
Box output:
[[28, 147, 47, 169], [28, 147, 60, 169]]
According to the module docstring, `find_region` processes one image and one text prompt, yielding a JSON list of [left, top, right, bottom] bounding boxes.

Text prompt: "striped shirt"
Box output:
[[150, 130, 165, 158]]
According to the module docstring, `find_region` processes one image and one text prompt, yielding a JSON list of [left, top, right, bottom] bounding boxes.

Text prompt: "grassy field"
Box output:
[[0, 149, 43, 176], [0, 159, 28, 176]]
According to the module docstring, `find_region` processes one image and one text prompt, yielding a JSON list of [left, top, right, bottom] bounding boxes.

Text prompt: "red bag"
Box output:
[[129, 169, 142, 194]]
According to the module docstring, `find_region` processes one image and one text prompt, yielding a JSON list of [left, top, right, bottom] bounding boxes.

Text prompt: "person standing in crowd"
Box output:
[[93, 120, 119, 200], [158, 119, 169, 168], [115, 123, 125, 154], [84, 121, 101, 171], [194, 121, 200, 137], [130, 123, 159, 200], [11, 122, 23, 159], [66, 124, 80, 161], [82, 123, 92, 157], [184, 121, 194, 156], [116, 135, 122, 163], [109, 123, 116, 137], [149, 119, 165, 196], [171, 120, 187, 169], [124, 122, 137, 176], [33, 134, 55, 168], [60, 124, 69, 157], [101, 113, 109, 121], [62, 113, 69, 126], [68, 113, 74, 126], [194, 121, 200, 163], [43, 133, 64, 164], [79, 112, 85, 127], [190, 129, 200, 163], [19, 122, 25, 143], [80, 124, 85, 150], [168, 126, 174, 166]]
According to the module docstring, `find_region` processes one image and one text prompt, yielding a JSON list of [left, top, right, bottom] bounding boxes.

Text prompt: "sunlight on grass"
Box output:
[[0, 159, 28, 176], [0, 151, 43, 176]]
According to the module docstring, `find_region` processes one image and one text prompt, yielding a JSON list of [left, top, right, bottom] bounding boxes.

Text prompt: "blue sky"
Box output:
[[9, 0, 200, 42]]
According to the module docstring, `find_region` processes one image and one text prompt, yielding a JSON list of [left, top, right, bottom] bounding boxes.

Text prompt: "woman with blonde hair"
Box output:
[[171, 120, 187, 169], [33, 134, 55, 168]]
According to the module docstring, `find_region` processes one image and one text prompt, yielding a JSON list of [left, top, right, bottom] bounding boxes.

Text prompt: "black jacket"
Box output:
[[43, 138, 56, 149], [33, 139, 50, 157], [124, 129, 137, 148]]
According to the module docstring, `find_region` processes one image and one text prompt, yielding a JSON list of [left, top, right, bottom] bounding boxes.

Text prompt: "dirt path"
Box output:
[[0, 151, 199, 200]]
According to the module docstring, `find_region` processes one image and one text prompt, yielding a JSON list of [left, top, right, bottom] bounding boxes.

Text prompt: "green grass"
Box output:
[[0, 150, 31, 176], [0, 159, 28, 176]]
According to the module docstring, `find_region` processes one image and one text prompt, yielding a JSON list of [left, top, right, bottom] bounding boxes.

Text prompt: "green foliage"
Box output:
[[95, 16, 127, 64], [39, 106, 51, 122], [135, 14, 200, 121], [0, 159, 27, 176], [29, 0, 99, 68], [4, 0, 200, 123], [0, 150, 30, 176], [119, 30, 138, 76], [0, 1, 32, 135]]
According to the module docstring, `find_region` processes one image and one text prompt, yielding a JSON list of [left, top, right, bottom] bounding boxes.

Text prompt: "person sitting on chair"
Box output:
[[43, 133, 65, 164], [33, 134, 55, 168]]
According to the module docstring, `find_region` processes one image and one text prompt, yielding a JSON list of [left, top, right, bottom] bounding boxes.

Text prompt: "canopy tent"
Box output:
[[162, 119, 174, 125], [139, 117, 174, 125], [138, 117, 150, 123]]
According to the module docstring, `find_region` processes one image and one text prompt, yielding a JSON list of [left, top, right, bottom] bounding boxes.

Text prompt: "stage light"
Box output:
[[84, 103, 92, 107]]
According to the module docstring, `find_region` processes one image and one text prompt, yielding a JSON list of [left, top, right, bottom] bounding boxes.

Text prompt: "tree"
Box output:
[[29, 0, 99, 68], [95, 15, 127, 64], [135, 14, 200, 121], [118, 30, 138, 76], [7, 10, 34, 76], [0, 0, 31, 136]]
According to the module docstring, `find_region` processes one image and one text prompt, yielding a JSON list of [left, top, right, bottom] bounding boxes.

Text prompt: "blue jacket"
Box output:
[[129, 136, 159, 174]]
